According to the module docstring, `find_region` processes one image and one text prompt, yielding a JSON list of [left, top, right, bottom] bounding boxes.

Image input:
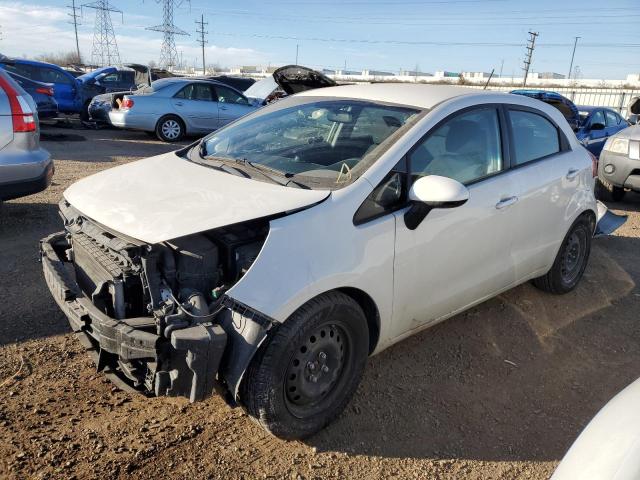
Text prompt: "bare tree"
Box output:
[[35, 51, 82, 66]]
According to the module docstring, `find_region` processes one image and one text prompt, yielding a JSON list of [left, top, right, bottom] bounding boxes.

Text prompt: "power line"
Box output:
[[147, 0, 190, 70], [210, 31, 640, 49], [82, 0, 122, 67], [67, 0, 82, 62], [522, 31, 538, 87], [195, 13, 208, 75]]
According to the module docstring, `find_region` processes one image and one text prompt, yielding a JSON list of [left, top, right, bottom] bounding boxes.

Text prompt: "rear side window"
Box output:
[[605, 110, 620, 127], [38, 67, 73, 85], [175, 83, 214, 101], [508, 110, 560, 166]]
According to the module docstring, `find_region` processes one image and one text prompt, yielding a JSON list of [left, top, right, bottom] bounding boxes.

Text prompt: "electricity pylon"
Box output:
[[147, 0, 190, 71], [83, 0, 122, 67]]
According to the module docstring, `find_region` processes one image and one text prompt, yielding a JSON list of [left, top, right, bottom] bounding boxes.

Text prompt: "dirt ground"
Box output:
[[2, 124, 640, 480]]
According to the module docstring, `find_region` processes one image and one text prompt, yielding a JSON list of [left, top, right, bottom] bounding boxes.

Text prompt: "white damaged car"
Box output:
[[42, 84, 616, 439]]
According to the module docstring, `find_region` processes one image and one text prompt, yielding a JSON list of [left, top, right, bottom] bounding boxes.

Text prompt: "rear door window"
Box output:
[[175, 83, 215, 101], [508, 109, 560, 165], [605, 110, 620, 127], [214, 85, 249, 105]]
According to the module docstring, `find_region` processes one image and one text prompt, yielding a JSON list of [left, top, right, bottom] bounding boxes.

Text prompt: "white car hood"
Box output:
[[64, 152, 330, 243]]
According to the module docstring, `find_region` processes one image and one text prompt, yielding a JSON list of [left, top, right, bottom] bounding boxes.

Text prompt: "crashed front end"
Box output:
[[41, 200, 274, 403]]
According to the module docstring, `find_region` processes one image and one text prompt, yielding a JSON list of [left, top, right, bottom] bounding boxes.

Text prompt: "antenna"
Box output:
[[147, 0, 190, 71], [195, 13, 208, 75], [68, 0, 82, 62], [82, 0, 123, 67], [522, 31, 538, 87]]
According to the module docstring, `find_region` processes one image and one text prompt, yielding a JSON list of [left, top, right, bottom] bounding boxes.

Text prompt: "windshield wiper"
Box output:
[[237, 159, 311, 189]]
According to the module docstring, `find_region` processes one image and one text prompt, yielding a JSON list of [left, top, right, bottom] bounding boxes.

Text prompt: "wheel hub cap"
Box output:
[[162, 120, 180, 139], [285, 325, 346, 409]]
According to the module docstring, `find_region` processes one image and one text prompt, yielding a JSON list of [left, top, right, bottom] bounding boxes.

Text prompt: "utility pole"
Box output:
[[68, 0, 82, 62], [295, 44, 299, 65], [567, 36, 580, 80], [195, 13, 207, 75], [522, 31, 538, 87], [499, 59, 504, 78], [83, 0, 122, 67], [147, 0, 190, 71]]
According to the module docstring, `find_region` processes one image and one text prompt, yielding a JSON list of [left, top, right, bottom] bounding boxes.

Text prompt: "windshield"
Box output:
[[200, 99, 420, 188]]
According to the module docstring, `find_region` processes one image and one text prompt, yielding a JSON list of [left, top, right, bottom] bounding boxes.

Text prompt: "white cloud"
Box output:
[[0, 2, 266, 67]]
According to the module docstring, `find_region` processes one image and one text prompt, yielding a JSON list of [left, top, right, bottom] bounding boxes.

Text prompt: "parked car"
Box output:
[[42, 84, 616, 440], [79, 64, 176, 120], [106, 78, 258, 141], [510, 90, 629, 156], [627, 95, 639, 125], [5, 70, 58, 119], [0, 55, 84, 115], [0, 70, 53, 201], [244, 64, 336, 105], [206, 75, 256, 92], [596, 124, 640, 201], [552, 377, 640, 480]]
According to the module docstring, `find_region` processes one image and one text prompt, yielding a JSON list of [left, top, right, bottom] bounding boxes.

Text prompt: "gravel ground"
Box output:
[[1, 124, 640, 480]]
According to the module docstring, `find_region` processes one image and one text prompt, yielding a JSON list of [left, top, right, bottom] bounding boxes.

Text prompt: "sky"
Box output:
[[0, 0, 638, 79]]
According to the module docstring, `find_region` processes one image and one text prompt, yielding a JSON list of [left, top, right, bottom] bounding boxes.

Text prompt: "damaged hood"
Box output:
[[63, 152, 330, 244], [272, 65, 337, 95]]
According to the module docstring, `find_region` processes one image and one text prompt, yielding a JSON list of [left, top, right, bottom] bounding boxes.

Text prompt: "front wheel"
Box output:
[[240, 292, 369, 440], [155, 115, 184, 142], [532, 216, 592, 294]]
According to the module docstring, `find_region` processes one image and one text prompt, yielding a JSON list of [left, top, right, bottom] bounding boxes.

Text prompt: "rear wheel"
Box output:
[[155, 115, 184, 142], [241, 292, 369, 439], [532, 216, 592, 294], [595, 178, 626, 202]]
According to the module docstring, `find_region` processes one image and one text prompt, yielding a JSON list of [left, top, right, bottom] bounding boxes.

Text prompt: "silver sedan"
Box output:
[[108, 78, 259, 142]]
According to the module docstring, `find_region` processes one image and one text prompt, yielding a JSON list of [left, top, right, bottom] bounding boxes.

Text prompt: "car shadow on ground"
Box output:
[[307, 236, 640, 462], [40, 125, 191, 164]]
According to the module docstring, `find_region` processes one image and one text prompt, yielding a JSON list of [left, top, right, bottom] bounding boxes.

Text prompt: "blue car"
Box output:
[[0, 55, 84, 115], [5, 70, 58, 119], [511, 89, 629, 157]]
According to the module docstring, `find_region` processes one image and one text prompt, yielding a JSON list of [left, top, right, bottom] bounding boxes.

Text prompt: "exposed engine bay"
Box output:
[[41, 200, 273, 403]]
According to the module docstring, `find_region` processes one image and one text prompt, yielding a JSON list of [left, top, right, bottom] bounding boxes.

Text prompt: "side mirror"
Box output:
[[590, 122, 605, 131], [628, 114, 638, 125], [405, 175, 469, 230]]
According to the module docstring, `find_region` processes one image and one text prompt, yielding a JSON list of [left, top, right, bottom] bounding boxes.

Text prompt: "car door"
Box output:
[[171, 82, 219, 133], [391, 106, 518, 339], [37, 66, 78, 113], [213, 85, 255, 127], [503, 106, 577, 281], [583, 109, 607, 156]]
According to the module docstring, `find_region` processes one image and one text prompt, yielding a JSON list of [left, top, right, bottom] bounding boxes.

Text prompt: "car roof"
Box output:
[[1, 57, 65, 70], [576, 105, 617, 114], [294, 83, 491, 109]]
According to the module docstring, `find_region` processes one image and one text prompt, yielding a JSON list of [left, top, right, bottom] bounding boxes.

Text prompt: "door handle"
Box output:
[[566, 168, 580, 180], [175, 101, 183, 106], [495, 196, 518, 209], [220, 106, 228, 111]]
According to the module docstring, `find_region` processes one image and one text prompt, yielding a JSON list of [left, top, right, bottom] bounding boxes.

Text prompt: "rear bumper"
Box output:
[[0, 156, 53, 201], [108, 110, 156, 131], [40, 232, 228, 402]]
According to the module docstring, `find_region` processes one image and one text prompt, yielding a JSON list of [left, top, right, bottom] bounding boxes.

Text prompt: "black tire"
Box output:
[[595, 178, 626, 202], [79, 100, 91, 122], [241, 291, 369, 440], [532, 216, 592, 294], [155, 115, 185, 142]]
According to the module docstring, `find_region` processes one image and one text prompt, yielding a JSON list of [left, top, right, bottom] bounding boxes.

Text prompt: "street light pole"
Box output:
[[568, 36, 580, 80]]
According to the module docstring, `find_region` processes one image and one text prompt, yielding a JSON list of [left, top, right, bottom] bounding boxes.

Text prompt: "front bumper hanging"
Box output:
[[40, 232, 228, 402]]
